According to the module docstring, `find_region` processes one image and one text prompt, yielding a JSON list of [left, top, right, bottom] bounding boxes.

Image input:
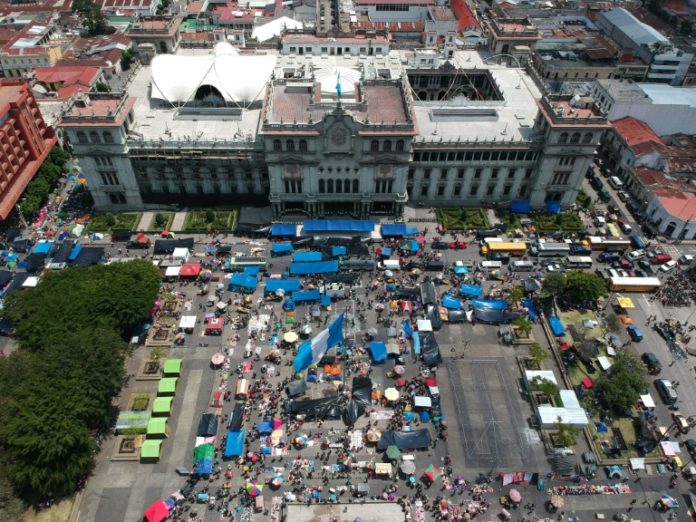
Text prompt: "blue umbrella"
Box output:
[[283, 300, 296, 311]]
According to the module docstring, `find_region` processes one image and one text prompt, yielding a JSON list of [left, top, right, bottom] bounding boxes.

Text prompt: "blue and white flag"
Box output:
[[293, 312, 345, 373], [335, 71, 342, 97]]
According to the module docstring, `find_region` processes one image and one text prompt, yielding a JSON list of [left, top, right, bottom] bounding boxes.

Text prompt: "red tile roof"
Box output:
[[612, 117, 662, 153], [450, 0, 480, 31], [34, 65, 100, 87]]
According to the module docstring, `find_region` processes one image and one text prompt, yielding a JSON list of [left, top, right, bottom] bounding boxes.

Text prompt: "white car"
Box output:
[[626, 249, 645, 261], [545, 263, 562, 272], [660, 260, 677, 273]]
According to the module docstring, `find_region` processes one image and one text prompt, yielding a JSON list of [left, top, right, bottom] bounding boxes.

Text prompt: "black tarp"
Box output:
[[421, 332, 442, 366], [323, 273, 358, 283], [425, 305, 443, 331], [287, 380, 307, 398], [420, 279, 437, 306], [228, 403, 244, 431], [111, 231, 132, 242], [72, 247, 104, 266], [51, 241, 73, 263], [352, 377, 372, 407], [0, 270, 13, 288], [3, 272, 28, 295], [377, 429, 432, 450], [343, 400, 363, 425], [197, 413, 218, 437], [153, 238, 195, 254], [217, 245, 232, 255], [473, 307, 506, 324], [425, 260, 444, 271], [285, 396, 344, 419], [447, 309, 467, 323], [25, 253, 45, 272], [5, 227, 20, 243], [393, 287, 419, 298], [11, 238, 29, 253]]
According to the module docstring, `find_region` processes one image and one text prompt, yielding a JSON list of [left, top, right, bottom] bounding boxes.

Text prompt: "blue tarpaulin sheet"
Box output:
[[293, 252, 323, 262], [68, 245, 83, 261], [321, 295, 331, 306], [441, 295, 462, 310], [265, 279, 301, 293], [243, 266, 260, 276], [380, 247, 393, 257], [369, 341, 388, 362], [381, 224, 419, 236], [331, 246, 347, 257], [195, 459, 213, 475], [229, 273, 257, 290], [304, 220, 375, 233], [224, 429, 246, 458], [412, 331, 421, 354], [548, 316, 565, 336], [511, 200, 530, 214], [271, 243, 293, 254], [522, 298, 537, 321], [471, 299, 508, 310], [257, 421, 272, 434], [460, 284, 483, 298], [402, 320, 413, 336], [407, 240, 419, 252], [271, 224, 296, 236], [453, 264, 468, 275], [546, 201, 561, 215], [292, 290, 321, 302], [290, 261, 339, 275], [33, 241, 53, 254]]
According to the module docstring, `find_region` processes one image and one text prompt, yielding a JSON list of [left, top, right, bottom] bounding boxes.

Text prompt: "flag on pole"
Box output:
[[293, 312, 345, 373], [335, 71, 342, 97]]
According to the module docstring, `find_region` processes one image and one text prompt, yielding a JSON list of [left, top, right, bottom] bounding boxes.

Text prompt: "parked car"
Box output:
[[656, 379, 678, 406], [650, 253, 672, 265], [641, 352, 661, 375], [660, 260, 677, 273], [679, 254, 695, 266], [637, 259, 654, 275], [617, 190, 631, 202], [627, 326, 643, 342], [626, 250, 646, 261], [685, 439, 696, 459], [673, 412, 690, 434]]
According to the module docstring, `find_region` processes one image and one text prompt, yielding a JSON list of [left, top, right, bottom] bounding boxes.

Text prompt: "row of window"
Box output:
[[409, 182, 527, 198], [137, 170, 256, 181], [100, 172, 120, 185], [557, 132, 593, 145], [551, 171, 572, 185], [558, 156, 576, 166], [143, 182, 263, 194], [273, 139, 308, 152], [77, 131, 114, 144], [412, 150, 539, 163], [408, 167, 534, 180], [271, 139, 407, 153], [318, 179, 360, 193], [369, 140, 405, 153]]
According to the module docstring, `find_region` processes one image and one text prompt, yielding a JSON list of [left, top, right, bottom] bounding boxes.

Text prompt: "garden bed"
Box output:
[[88, 212, 141, 232], [183, 209, 238, 232], [436, 208, 489, 230], [148, 212, 174, 232], [532, 212, 584, 233]]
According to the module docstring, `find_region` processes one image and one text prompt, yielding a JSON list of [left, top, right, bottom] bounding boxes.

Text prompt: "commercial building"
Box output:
[[57, 45, 608, 218], [0, 79, 57, 219]]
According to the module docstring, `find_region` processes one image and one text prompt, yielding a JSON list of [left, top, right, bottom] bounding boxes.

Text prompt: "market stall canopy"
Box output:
[[378, 429, 432, 450], [287, 379, 307, 397], [417, 319, 433, 331], [116, 411, 150, 433], [293, 251, 322, 262], [197, 413, 218, 437], [154, 238, 194, 254], [180, 263, 201, 277], [147, 417, 168, 437], [152, 397, 173, 415], [290, 261, 339, 275], [179, 316, 197, 329], [548, 316, 565, 336], [144, 499, 169, 522], [158, 378, 178, 395], [224, 429, 246, 458], [265, 279, 301, 293], [271, 223, 297, 237], [510, 199, 531, 214], [460, 284, 482, 298], [381, 224, 419, 236], [229, 273, 258, 290], [172, 247, 190, 260], [163, 359, 183, 376], [369, 341, 388, 362], [228, 403, 244, 431], [271, 243, 293, 254], [421, 332, 442, 366], [331, 246, 347, 257], [292, 290, 321, 302], [165, 266, 181, 278], [140, 439, 162, 460], [303, 220, 374, 233]]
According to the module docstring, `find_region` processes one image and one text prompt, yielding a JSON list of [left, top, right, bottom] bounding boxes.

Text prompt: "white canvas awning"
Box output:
[[417, 319, 433, 332], [165, 266, 181, 277], [629, 458, 645, 470], [179, 315, 197, 329], [640, 393, 655, 409], [23, 276, 39, 288], [172, 248, 189, 260], [414, 396, 432, 409], [597, 356, 612, 371], [251, 16, 303, 43]]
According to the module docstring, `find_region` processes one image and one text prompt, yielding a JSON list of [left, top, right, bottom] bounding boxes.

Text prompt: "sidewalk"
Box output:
[[170, 212, 187, 232]]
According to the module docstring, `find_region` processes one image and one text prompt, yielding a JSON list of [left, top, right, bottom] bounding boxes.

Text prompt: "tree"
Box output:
[[512, 316, 532, 336], [530, 377, 560, 404], [528, 342, 548, 367], [104, 213, 116, 227], [94, 81, 110, 92], [564, 270, 607, 306], [154, 213, 167, 228], [150, 346, 166, 362], [540, 272, 566, 300], [508, 285, 524, 304], [593, 351, 647, 414], [120, 48, 135, 71], [554, 417, 580, 447], [72, 0, 114, 35], [205, 209, 216, 224]]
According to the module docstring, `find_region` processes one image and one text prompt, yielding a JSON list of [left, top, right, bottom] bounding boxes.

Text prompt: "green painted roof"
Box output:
[[158, 377, 178, 395], [152, 396, 173, 414], [163, 358, 183, 375], [140, 439, 162, 458], [147, 417, 168, 436]]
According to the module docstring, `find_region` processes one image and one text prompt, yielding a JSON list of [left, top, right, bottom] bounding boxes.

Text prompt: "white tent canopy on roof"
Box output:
[[314, 66, 361, 94], [150, 42, 277, 105], [252, 16, 303, 43]]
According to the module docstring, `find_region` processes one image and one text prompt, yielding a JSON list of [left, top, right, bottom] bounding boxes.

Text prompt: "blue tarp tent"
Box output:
[[195, 458, 213, 475], [33, 240, 53, 255], [229, 273, 257, 291], [381, 224, 419, 236], [368, 341, 388, 362], [283, 300, 295, 311], [510, 200, 531, 214], [271, 224, 296, 236], [303, 220, 374, 233], [460, 284, 483, 298], [453, 264, 468, 275], [292, 290, 321, 302], [472, 299, 508, 310], [271, 243, 293, 254], [402, 320, 413, 336], [257, 421, 272, 434], [411, 332, 421, 355], [265, 279, 301, 293], [380, 247, 393, 257], [471, 299, 509, 324], [224, 429, 246, 458], [441, 295, 462, 310], [290, 261, 339, 275], [331, 246, 347, 257], [522, 298, 537, 321], [243, 266, 260, 276], [407, 240, 419, 252], [293, 251, 323, 262], [321, 295, 331, 306], [68, 244, 83, 261], [548, 316, 565, 336], [546, 201, 561, 215]]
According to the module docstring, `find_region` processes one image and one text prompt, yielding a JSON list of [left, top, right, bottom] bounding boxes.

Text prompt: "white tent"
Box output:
[[172, 248, 189, 261], [165, 266, 181, 278], [252, 16, 303, 43], [416, 319, 433, 332], [179, 316, 197, 330], [23, 276, 39, 288], [151, 42, 277, 105], [315, 66, 361, 94]]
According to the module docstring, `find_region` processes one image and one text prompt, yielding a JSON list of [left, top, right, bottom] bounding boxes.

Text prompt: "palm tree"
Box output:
[[528, 342, 548, 367]]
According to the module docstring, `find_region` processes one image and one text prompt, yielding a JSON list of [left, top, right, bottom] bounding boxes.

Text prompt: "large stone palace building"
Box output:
[[57, 44, 609, 218]]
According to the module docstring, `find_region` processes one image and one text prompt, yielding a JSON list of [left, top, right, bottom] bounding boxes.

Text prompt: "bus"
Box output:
[[481, 242, 527, 257], [535, 241, 571, 257], [629, 234, 648, 250], [607, 223, 620, 239], [566, 256, 593, 269], [228, 257, 267, 271], [588, 237, 631, 251], [510, 260, 535, 272], [480, 260, 503, 270], [608, 276, 662, 292]]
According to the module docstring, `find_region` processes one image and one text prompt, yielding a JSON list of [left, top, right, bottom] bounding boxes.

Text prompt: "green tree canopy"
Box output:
[[540, 272, 566, 300], [564, 270, 607, 305], [593, 351, 647, 414]]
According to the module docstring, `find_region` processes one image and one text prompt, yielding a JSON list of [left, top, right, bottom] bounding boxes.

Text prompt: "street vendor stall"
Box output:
[[179, 315, 196, 333], [205, 317, 224, 336]]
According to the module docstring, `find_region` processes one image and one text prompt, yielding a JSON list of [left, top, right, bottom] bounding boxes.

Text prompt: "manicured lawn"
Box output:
[[558, 309, 604, 340], [436, 208, 489, 230], [88, 212, 141, 232], [532, 212, 584, 233], [148, 212, 174, 232], [184, 209, 238, 231]]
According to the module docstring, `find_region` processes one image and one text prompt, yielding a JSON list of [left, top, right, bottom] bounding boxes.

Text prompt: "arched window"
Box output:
[[103, 131, 114, 143], [77, 131, 87, 143], [383, 140, 392, 152], [89, 131, 101, 143], [569, 132, 581, 144], [318, 179, 325, 193], [286, 140, 295, 152], [370, 140, 379, 152], [396, 140, 405, 152], [327, 179, 334, 193], [344, 179, 350, 193], [352, 179, 359, 193], [336, 178, 342, 193], [273, 139, 282, 151], [582, 132, 593, 144], [299, 140, 307, 152], [558, 132, 568, 144]]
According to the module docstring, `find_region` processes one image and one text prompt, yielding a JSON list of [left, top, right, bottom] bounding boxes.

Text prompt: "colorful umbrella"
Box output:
[[245, 482, 263, 497], [424, 464, 440, 482], [384, 388, 399, 401], [386, 445, 401, 460], [211, 353, 225, 366], [283, 331, 298, 343], [400, 461, 416, 475]]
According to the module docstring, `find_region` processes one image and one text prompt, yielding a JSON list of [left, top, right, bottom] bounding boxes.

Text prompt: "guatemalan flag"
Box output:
[[335, 71, 342, 97], [293, 312, 345, 373]]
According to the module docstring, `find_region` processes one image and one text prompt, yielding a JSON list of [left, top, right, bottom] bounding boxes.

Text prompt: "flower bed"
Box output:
[[532, 212, 584, 232], [436, 208, 489, 230], [88, 212, 141, 232], [184, 209, 238, 231]]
